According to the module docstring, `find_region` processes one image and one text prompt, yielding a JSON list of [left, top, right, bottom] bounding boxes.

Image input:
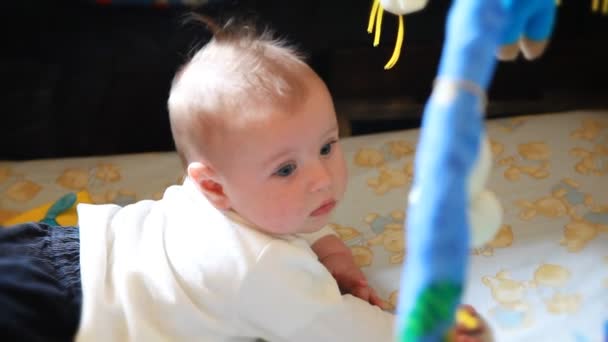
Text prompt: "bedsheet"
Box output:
[[1, 110, 607, 341], [336, 110, 607, 342]]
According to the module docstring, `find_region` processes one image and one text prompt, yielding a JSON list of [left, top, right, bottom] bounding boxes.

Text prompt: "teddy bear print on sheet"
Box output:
[[0, 152, 184, 225], [56, 163, 122, 189], [480, 264, 583, 330], [495, 116, 530, 133], [0, 165, 42, 222], [491, 116, 552, 181], [569, 118, 608, 176], [497, 141, 551, 181], [0, 165, 42, 204], [55, 164, 139, 206], [516, 178, 608, 252], [364, 210, 406, 264], [463, 112, 608, 341], [353, 139, 416, 195], [5, 179, 42, 203], [329, 209, 407, 268]]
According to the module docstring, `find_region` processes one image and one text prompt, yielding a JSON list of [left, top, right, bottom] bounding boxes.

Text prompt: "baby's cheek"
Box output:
[[265, 200, 301, 233], [335, 160, 348, 197]]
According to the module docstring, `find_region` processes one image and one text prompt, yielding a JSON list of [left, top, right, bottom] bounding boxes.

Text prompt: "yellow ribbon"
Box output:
[[367, 0, 406, 70], [591, 0, 608, 15]]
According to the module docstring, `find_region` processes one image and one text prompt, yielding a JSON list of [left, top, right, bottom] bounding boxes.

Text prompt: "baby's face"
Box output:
[[216, 76, 347, 235]]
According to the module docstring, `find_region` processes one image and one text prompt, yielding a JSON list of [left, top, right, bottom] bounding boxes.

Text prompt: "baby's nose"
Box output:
[[309, 162, 332, 192]]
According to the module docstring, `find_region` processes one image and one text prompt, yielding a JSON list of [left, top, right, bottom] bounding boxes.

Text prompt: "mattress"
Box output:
[[1, 110, 607, 341]]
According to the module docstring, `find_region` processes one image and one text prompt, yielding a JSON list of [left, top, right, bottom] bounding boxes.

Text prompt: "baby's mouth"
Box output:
[[311, 199, 336, 217]]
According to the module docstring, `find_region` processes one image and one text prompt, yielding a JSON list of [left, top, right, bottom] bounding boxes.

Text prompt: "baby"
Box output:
[[0, 16, 484, 342]]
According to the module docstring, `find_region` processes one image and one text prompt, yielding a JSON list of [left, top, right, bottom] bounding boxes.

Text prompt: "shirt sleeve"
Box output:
[[296, 225, 338, 245], [235, 240, 395, 342]]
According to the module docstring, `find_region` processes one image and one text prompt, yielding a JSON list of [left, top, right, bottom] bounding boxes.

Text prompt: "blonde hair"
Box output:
[[168, 15, 311, 167]]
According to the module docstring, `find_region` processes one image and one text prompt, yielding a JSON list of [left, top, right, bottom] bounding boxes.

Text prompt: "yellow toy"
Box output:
[[2, 191, 92, 227]]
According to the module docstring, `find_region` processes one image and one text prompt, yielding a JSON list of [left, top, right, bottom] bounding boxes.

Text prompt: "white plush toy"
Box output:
[[367, 0, 430, 69], [467, 136, 502, 247], [379, 0, 429, 15], [408, 133, 503, 248]]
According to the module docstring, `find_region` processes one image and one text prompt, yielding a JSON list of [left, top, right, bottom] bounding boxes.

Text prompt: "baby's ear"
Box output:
[[187, 162, 231, 210]]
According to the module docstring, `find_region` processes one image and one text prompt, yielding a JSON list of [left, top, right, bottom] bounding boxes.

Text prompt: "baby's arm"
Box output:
[[311, 234, 387, 308], [299, 227, 385, 308], [236, 241, 395, 342], [288, 294, 394, 342]]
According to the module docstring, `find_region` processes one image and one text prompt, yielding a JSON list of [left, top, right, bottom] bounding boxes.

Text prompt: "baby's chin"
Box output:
[[254, 214, 332, 236], [298, 217, 331, 234]]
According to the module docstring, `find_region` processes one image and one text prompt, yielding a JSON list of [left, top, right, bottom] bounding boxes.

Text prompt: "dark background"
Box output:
[[1, 0, 607, 160]]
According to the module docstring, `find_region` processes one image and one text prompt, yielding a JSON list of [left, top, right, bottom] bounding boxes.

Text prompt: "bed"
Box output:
[[1, 110, 607, 341]]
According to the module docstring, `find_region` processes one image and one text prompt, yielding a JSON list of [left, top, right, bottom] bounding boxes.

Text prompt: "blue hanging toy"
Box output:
[[367, 0, 559, 340]]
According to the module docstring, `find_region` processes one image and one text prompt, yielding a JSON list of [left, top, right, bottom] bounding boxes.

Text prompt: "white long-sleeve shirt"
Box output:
[[75, 178, 394, 342]]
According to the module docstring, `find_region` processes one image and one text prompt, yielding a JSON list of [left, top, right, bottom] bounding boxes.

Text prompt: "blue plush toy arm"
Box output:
[[438, 0, 506, 88], [499, 0, 557, 60]]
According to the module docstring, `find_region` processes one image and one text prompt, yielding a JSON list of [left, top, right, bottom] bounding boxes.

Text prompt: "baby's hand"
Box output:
[[311, 235, 388, 309], [321, 252, 388, 309], [451, 305, 490, 342]]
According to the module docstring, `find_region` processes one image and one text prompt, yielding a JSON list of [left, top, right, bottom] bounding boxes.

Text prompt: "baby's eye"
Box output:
[[274, 163, 296, 177], [320, 141, 335, 156]]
